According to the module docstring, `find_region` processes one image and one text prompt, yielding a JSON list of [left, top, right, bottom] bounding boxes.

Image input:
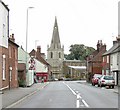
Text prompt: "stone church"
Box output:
[[47, 17, 64, 79]]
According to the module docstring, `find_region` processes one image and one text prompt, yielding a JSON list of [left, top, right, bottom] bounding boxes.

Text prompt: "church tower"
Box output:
[[47, 17, 64, 79]]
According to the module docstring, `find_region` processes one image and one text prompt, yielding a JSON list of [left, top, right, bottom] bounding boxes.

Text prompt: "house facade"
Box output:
[[0, 1, 9, 90], [110, 37, 120, 85], [102, 37, 120, 85], [87, 40, 106, 82], [8, 34, 19, 88], [18, 46, 34, 87], [29, 46, 50, 82]]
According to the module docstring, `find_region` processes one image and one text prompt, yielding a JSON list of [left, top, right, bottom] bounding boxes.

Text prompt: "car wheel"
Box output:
[[98, 84, 100, 87], [100, 83, 102, 87], [112, 85, 114, 89], [92, 83, 95, 86]]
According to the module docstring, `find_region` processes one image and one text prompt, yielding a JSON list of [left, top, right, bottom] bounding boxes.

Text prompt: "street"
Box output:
[[11, 81, 118, 108]]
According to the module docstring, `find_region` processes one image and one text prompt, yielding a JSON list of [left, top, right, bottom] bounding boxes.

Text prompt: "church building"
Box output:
[[47, 17, 64, 79]]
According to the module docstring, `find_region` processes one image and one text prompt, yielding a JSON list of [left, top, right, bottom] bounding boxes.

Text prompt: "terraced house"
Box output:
[[0, 1, 9, 90], [102, 37, 120, 85]]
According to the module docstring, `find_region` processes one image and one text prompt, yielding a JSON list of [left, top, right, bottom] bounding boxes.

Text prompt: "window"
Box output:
[[3, 24, 5, 37], [107, 56, 109, 63], [15, 49, 17, 60], [51, 52, 53, 58], [9, 47, 12, 58], [59, 52, 61, 58], [2, 54, 6, 80], [103, 57, 104, 62]]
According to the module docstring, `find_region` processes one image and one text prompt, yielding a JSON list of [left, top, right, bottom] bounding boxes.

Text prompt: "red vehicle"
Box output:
[[92, 74, 102, 86]]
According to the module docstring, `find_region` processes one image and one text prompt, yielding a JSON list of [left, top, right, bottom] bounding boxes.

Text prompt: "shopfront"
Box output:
[[36, 72, 48, 82]]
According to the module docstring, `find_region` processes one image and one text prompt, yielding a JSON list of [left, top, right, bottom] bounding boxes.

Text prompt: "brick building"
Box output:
[[29, 46, 51, 81], [86, 40, 106, 82], [8, 34, 19, 88]]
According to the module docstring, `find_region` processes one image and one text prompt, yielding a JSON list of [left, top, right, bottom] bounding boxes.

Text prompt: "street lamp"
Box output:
[[25, 7, 34, 86], [26, 7, 34, 55]]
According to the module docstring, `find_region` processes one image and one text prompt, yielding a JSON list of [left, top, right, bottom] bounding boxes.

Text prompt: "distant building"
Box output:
[[0, 1, 9, 90], [87, 40, 106, 82], [29, 46, 50, 82], [47, 17, 64, 79], [63, 60, 86, 79]]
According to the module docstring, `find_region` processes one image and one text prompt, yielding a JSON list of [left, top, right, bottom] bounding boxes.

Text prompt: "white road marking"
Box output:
[[77, 93, 82, 99], [82, 99, 89, 108], [63, 82, 76, 95], [76, 99, 80, 108], [63, 82, 89, 108], [76, 91, 79, 94]]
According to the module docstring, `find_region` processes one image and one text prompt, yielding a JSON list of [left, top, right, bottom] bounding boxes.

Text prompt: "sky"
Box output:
[[3, 0, 119, 55]]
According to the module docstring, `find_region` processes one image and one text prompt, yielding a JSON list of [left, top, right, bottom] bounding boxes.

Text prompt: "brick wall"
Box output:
[[0, 46, 9, 89]]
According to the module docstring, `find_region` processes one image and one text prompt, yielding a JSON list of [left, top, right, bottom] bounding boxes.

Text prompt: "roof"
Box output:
[[0, 0, 9, 11], [92, 49, 106, 61], [29, 49, 50, 66], [8, 39, 19, 47], [50, 17, 61, 49], [64, 60, 85, 63], [103, 43, 119, 56], [68, 66, 86, 70], [111, 45, 120, 53]]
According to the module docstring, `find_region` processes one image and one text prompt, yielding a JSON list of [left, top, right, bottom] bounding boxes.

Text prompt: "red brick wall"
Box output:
[[8, 41, 18, 88], [0, 46, 9, 89], [0, 47, 2, 89]]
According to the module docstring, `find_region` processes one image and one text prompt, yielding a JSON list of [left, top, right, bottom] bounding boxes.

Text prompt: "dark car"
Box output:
[[92, 74, 102, 86]]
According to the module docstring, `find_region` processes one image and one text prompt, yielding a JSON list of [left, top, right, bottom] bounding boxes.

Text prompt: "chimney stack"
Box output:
[[37, 46, 41, 53], [9, 34, 15, 42]]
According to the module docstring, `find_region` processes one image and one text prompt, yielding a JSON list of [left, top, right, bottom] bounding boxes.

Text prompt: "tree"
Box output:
[[65, 44, 95, 60]]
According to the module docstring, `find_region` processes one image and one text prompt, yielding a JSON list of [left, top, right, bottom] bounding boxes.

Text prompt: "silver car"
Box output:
[[98, 75, 115, 88]]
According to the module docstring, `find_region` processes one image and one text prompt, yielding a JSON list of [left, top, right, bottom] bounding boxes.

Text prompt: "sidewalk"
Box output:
[[77, 80, 119, 94], [1, 82, 49, 108]]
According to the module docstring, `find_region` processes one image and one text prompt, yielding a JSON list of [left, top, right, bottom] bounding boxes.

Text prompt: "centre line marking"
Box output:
[[63, 82, 76, 95], [76, 99, 80, 108], [77, 94, 82, 99], [63, 82, 89, 108], [82, 99, 89, 107]]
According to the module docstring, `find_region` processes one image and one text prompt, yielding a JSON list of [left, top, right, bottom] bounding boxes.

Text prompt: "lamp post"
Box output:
[[25, 7, 34, 86]]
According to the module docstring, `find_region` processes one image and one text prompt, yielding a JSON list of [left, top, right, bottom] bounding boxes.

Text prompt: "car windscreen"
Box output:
[[104, 76, 114, 80]]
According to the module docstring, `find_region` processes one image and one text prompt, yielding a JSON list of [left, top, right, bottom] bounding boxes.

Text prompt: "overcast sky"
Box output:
[[3, 0, 119, 55]]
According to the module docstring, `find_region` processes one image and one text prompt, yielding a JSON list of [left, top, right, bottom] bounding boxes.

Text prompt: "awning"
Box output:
[[68, 66, 86, 70]]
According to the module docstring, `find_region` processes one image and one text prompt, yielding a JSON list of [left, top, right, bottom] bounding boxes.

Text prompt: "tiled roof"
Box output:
[[111, 45, 120, 53], [29, 49, 50, 66], [103, 43, 119, 56]]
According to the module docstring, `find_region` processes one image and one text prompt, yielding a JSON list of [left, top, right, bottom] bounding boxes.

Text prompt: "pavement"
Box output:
[[1, 82, 49, 109], [76, 80, 119, 94]]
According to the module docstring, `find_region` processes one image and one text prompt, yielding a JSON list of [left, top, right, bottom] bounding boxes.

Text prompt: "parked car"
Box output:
[[54, 78, 58, 81], [91, 74, 102, 86], [98, 75, 115, 88]]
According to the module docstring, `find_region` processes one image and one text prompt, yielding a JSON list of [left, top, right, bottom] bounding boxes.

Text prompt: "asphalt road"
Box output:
[[12, 81, 118, 108]]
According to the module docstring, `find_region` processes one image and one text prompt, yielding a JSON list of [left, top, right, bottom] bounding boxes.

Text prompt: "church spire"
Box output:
[[50, 16, 61, 49]]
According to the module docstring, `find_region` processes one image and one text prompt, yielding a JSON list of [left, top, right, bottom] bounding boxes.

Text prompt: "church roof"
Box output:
[[50, 17, 61, 49]]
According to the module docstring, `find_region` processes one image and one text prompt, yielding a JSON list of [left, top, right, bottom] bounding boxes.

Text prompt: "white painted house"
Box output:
[[18, 47, 34, 86], [0, 1, 9, 48], [110, 37, 120, 85], [0, 1, 9, 91]]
